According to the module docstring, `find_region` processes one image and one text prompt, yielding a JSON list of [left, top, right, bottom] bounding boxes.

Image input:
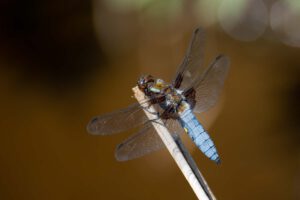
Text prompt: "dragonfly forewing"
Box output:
[[173, 28, 206, 90], [87, 103, 149, 135]]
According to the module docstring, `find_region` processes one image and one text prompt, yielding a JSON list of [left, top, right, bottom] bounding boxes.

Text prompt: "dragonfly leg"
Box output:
[[147, 118, 165, 126], [140, 105, 160, 116]]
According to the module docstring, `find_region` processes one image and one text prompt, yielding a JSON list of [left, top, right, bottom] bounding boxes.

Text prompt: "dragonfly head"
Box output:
[[137, 75, 154, 91]]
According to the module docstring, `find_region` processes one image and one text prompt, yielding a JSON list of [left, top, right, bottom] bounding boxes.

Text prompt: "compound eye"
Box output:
[[138, 78, 144, 84]]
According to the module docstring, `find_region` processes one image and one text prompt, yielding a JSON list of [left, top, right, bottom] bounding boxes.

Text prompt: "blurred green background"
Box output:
[[0, 0, 299, 199]]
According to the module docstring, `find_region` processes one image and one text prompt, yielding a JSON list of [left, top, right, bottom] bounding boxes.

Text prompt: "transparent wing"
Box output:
[[115, 119, 183, 161], [115, 123, 162, 161], [87, 103, 149, 135], [172, 28, 206, 90], [192, 55, 230, 113]]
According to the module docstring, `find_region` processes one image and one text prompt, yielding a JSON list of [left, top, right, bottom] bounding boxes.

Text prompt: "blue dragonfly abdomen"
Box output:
[[179, 108, 221, 164]]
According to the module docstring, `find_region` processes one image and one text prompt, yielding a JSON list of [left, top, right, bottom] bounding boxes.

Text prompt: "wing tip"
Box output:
[[194, 27, 204, 34], [211, 54, 230, 74], [86, 117, 102, 135], [216, 54, 229, 62], [86, 123, 94, 135], [115, 143, 129, 162], [193, 27, 206, 41]]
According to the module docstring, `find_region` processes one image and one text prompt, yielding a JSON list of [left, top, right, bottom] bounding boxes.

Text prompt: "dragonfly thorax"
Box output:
[[137, 75, 189, 116], [165, 88, 185, 106]]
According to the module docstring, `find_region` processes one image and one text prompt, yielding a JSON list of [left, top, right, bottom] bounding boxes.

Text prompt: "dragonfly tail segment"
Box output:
[[179, 108, 221, 164]]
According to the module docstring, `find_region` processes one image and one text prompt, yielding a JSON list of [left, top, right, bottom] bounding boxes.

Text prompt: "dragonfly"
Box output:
[[87, 28, 230, 164]]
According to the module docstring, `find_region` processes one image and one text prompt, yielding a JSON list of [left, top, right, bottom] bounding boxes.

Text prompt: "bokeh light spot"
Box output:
[[218, 0, 268, 41], [270, 0, 300, 48]]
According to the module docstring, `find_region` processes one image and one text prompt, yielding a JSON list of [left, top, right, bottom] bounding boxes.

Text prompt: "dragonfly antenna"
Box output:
[[133, 86, 216, 200]]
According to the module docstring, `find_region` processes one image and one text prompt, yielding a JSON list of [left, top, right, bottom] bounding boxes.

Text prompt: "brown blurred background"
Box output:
[[0, 0, 299, 199]]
